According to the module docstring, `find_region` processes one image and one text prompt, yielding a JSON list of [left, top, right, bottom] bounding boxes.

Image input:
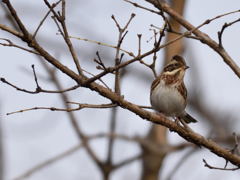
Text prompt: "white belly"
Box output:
[[150, 82, 186, 116]]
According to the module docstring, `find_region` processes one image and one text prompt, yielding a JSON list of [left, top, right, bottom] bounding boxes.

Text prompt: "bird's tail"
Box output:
[[182, 113, 197, 123]]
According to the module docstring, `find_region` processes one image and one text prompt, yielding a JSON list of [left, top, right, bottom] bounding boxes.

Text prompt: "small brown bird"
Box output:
[[150, 55, 197, 123]]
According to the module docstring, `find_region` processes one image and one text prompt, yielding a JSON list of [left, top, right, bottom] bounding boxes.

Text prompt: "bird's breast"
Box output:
[[150, 81, 186, 116]]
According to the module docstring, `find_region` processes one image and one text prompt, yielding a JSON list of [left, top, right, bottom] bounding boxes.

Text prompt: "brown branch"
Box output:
[[137, 34, 142, 56], [73, 6, 240, 84], [83, 15, 214, 86], [0, 76, 80, 94], [203, 159, 240, 171], [32, 0, 62, 39], [140, 22, 167, 77], [113, 154, 142, 170], [124, 0, 161, 15], [218, 18, 240, 48], [165, 27, 201, 40], [38, 60, 104, 172], [0, 24, 23, 38], [0, 38, 40, 55], [94, 51, 108, 71], [106, 13, 135, 169], [69, 35, 134, 57], [31, 65, 40, 89], [2, 0, 30, 38], [106, 107, 118, 167], [6, 103, 117, 115], [83, 30, 192, 85], [43, 0, 83, 75], [82, 68, 111, 90], [145, 0, 240, 78], [5, 25, 240, 171]]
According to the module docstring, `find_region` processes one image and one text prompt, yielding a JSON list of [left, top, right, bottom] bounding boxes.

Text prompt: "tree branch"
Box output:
[[145, 0, 240, 78]]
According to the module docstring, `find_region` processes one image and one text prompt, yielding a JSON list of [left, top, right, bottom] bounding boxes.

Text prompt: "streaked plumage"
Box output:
[[150, 55, 197, 123]]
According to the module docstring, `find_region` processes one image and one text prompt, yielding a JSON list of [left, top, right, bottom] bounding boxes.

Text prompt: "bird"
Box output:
[[150, 55, 197, 124]]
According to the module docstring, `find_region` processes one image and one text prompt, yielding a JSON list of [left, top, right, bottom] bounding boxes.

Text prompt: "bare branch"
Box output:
[[123, 13, 136, 31], [31, 65, 40, 89], [137, 34, 142, 56], [37, 59, 103, 172], [0, 76, 80, 94], [218, 18, 240, 48], [82, 67, 111, 90], [69, 35, 134, 57], [0, 38, 40, 55], [83, 30, 191, 85], [2, 0, 30, 38], [32, 0, 62, 39], [106, 13, 136, 167], [6, 103, 117, 115], [43, 0, 83, 75], [146, 0, 240, 77], [203, 159, 240, 171], [124, 0, 160, 15], [140, 21, 167, 77], [113, 154, 142, 170], [94, 51, 108, 71], [0, 24, 23, 38]]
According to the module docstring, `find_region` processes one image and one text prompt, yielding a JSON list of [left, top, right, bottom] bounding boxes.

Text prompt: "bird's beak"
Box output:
[[184, 66, 189, 70]]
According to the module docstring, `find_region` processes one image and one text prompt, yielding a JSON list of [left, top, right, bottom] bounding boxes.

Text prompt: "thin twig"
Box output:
[[82, 70, 111, 90], [84, 19, 206, 85], [124, 0, 160, 15], [113, 153, 142, 169], [140, 22, 167, 77], [3, 0, 103, 172], [137, 34, 142, 56], [147, 0, 240, 77], [38, 58, 103, 170], [69, 35, 134, 57], [0, 76, 80, 94], [51, 15, 64, 36], [31, 65, 40, 89], [0, 38, 40, 55], [44, 0, 83, 75], [0, 24, 23, 38], [218, 18, 240, 48], [123, 13, 136, 31], [106, 13, 135, 166], [2, 0, 30, 38], [6, 103, 117, 115], [33, 0, 62, 39], [94, 51, 108, 71], [203, 159, 240, 171]]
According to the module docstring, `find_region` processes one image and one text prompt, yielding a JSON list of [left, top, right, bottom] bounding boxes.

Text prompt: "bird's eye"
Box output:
[[174, 63, 181, 68], [164, 63, 180, 72]]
